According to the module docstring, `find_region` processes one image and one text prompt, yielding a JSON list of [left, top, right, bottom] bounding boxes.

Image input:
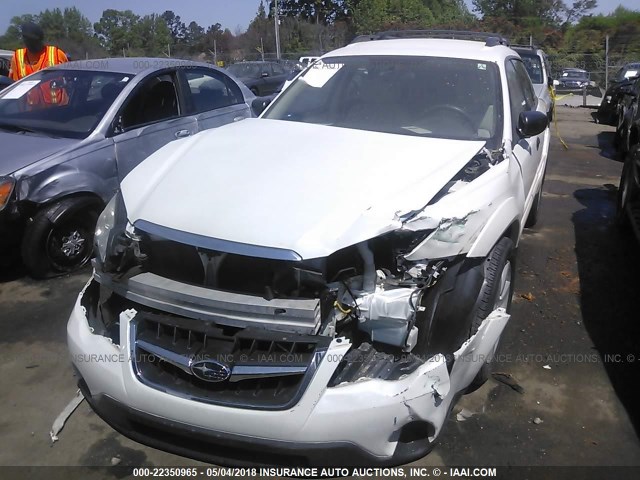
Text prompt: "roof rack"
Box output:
[[510, 44, 537, 50], [350, 30, 510, 47]]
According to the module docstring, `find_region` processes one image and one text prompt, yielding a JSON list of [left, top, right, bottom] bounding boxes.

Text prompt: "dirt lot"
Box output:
[[1, 106, 639, 474]]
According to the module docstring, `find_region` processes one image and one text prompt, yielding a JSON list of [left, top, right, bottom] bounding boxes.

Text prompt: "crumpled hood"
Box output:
[[122, 119, 485, 259], [0, 130, 79, 176]]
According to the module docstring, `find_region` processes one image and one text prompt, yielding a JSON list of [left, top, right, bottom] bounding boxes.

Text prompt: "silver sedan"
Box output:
[[0, 58, 255, 277]]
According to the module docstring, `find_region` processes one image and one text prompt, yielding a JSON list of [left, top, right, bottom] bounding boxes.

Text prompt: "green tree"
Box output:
[[94, 9, 141, 55], [161, 10, 187, 44], [352, 0, 435, 34], [133, 14, 173, 56]]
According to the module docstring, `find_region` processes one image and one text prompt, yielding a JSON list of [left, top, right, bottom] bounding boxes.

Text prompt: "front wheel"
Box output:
[[465, 237, 515, 393], [21, 198, 100, 278]]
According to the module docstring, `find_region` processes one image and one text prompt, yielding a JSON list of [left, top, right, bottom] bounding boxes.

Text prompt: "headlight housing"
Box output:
[[94, 191, 127, 268], [0, 177, 15, 212]]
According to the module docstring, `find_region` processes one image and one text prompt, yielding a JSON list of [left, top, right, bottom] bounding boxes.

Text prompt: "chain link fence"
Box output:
[[548, 52, 640, 91]]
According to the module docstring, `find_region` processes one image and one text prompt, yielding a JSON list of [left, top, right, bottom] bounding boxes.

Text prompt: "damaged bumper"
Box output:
[[67, 278, 510, 465]]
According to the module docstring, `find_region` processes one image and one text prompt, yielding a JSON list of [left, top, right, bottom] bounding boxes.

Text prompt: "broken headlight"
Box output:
[[0, 177, 15, 211], [94, 191, 127, 268]]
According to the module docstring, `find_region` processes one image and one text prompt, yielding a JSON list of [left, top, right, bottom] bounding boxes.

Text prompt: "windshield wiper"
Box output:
[[0, 123, 47, 135]]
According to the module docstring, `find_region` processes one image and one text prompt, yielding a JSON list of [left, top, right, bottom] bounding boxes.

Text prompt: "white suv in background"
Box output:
[[68, 31, 550, 466], [513, 45, 555, 120]]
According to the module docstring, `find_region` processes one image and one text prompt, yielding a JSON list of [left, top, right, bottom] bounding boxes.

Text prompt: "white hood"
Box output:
[[122, 119, 485, 259]]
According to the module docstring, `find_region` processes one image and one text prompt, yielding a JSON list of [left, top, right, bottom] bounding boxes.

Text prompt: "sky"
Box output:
[[0, 0, 638, 35]]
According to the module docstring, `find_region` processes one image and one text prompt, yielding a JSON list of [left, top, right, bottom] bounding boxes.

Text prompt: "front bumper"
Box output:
[[68, 278, 510, 465]]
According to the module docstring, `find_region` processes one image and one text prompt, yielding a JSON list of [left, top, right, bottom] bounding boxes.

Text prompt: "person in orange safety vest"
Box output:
[[9, 22, 69, 106]]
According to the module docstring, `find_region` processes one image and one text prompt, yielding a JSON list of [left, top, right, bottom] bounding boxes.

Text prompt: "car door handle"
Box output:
[[233, 116, 246, 122], [536, 137, 541, 150], [174, 129, 191, 139]]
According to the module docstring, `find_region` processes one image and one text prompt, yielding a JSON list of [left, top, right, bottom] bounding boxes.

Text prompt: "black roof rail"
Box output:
[[350, 30, 510, 47], [350, 34, 378, 44], [510, 44, 537, 50]]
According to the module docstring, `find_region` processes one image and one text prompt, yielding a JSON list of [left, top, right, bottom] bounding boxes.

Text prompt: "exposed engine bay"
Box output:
[[92, 148, 502, 363]]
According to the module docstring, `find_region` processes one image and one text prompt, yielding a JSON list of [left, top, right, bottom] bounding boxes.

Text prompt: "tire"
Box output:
[[465, 237, 515, 393], [616, 148, 638, 231], [21, 198, 101, 279]]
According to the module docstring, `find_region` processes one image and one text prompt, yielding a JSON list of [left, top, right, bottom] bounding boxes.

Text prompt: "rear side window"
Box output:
[[184, 69, 243, 114]]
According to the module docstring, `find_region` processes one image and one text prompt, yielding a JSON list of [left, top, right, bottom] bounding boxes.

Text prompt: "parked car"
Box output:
[[614, 76, 640, 155], [299, 56, 320, 68], [0, 75, 11, 91], [556, 68, 595, 92], [0, 51, 11, 90], [617, 144, 640, 241], [226, 61, 293, 96], [513, 45, 554, 120], [616, 75, 640, 239], [0, 58, 254, 277], [68, 32, 549, 466], [598, 62, 640, 126], [0, 56, 10, 76]]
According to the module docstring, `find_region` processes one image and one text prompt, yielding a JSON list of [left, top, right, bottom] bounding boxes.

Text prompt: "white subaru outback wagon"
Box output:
[[68, 31, 550, 466]]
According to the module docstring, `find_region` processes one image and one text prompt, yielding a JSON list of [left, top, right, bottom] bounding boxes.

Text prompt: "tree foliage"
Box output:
[[0, 1, 637, 67]]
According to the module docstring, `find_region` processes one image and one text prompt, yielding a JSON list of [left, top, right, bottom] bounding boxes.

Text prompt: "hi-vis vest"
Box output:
[[14, 46, 60, 79], [13, 46, 67, 106]]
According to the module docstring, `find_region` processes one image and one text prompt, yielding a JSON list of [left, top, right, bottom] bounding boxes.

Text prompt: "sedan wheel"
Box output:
[[21, 198, 100, 279]]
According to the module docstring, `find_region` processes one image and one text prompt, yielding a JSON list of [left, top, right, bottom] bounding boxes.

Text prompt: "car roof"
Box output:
[[231, 61, 274, 65], [0, 49, 13, 59], [324, 39, 515, 63], [48, 57, 216, 75]]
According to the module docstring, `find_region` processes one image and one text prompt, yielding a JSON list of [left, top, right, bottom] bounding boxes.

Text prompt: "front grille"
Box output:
[[131, 311, 330, 410]]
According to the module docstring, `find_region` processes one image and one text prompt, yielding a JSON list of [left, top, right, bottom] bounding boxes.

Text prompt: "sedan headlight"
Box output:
[[0, 177, 15, 211], [94, 191, 127, 266]]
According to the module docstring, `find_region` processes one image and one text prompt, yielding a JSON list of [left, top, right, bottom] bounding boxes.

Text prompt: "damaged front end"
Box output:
[[76, 145, 512, 461]]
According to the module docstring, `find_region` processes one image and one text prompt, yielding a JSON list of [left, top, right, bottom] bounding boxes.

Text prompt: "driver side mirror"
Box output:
[[251, 97, 272, 116], [518, 110, 548, 138]]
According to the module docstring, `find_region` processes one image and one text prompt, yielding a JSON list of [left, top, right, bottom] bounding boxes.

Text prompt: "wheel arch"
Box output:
[[466, 197, 521, 258], [21, 191, 105, 220]]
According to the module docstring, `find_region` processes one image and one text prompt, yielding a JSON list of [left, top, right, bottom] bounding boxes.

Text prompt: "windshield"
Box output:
[[622, 66, 640, 80], [227, 63, 262, 78], [518, 52, 544, 84], [264, 55, 503, 146], [0, 69, 130, 139]]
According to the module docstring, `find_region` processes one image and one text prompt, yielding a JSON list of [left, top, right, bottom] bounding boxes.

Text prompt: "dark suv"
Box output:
[[617, 77, 640, 240], [598, 62, 640, 126]]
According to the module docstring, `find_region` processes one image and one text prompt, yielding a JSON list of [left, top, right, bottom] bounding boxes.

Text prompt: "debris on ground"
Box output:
[[111, 457, 121, 466], [543, 364, 552, 370], [533, 417, 544, 425], [49, 389, 85, 444], [456, 408, 476, 422], [520, 292, 535, 302], [492, 372, 525, 394]]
